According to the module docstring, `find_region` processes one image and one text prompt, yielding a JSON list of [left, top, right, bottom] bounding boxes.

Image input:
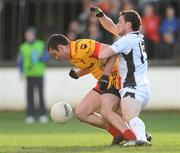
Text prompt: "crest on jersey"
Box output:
[[80, 44, 87, 49]]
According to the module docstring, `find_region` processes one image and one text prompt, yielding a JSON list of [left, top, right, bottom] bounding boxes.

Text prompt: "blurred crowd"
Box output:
[[66, 0, 180, 60]]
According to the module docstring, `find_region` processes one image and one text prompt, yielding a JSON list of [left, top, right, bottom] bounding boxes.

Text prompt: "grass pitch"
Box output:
[[0, 111, 180, 153]]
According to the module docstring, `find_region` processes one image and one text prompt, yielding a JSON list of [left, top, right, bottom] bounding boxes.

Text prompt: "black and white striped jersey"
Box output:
[[111, 31, 149, 88]]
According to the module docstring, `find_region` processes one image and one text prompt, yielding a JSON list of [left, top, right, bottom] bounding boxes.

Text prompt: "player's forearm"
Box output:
[[90, 6, 119, 36], [103, 55, 118, 76], [99, 15, 119, 36]]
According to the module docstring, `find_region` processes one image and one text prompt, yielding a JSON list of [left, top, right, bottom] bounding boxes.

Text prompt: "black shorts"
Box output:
[[93, 83, 120, 98]]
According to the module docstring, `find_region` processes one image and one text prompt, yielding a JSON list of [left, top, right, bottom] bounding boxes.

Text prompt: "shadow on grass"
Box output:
[[15, 145, 115, 153]]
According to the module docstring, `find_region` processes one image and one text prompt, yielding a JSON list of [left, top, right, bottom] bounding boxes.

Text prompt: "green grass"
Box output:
[[0, 111, 180, 153]]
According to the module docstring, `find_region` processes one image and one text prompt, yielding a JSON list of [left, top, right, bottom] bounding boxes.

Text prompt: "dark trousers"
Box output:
[[26, 77, 47, 117]]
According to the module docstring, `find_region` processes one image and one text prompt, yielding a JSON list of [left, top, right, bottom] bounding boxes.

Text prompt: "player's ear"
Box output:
[[57, 45, 64, 51], [126, 22, 132, 28], [60, 45, 68, 52]]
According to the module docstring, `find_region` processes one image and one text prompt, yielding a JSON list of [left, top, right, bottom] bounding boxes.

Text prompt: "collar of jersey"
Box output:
[[127, 31, 140, 35]]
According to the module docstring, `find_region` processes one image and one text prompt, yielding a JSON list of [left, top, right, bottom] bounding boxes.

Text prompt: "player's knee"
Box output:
[[74, 109, 83, 120], [74, 108, 87, 122], [122, 115, 130, 123], [121, 102, 140, 122], [122, 113, 135, 122]]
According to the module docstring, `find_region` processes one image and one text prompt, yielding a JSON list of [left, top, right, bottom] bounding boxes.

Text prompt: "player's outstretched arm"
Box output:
[[90, 7, 119, 36]]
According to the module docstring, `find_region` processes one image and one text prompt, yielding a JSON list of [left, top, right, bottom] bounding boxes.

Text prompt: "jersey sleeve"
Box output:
[[73, 39, 100, 58], [110, 36, 132, 55]]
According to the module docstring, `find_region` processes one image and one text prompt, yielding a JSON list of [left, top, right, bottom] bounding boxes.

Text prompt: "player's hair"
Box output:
[[47, 34, 70, 51], [119, 10, 141, 31]]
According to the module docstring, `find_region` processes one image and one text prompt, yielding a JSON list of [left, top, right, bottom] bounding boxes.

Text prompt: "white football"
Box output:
[[50, 102, 73, 124]]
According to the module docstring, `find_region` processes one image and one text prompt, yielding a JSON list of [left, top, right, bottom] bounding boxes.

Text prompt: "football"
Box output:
[[50, 102, 73, 124]]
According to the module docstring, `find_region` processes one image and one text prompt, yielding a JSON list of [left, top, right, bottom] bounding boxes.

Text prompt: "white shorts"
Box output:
[[119, 85, 151, 107]]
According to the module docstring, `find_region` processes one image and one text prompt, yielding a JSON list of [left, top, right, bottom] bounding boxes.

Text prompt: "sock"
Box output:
[[129, 117, 147, 141], [106, 124, 121, 138], [123, 129, 136, 140]]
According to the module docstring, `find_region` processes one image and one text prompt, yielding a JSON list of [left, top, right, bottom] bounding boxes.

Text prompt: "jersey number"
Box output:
[[138, 41, 146, 64]]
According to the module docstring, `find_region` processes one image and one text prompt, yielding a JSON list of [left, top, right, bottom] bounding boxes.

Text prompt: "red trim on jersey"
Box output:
[[95, 82, 100, 91], [92, 42, 100, 58]]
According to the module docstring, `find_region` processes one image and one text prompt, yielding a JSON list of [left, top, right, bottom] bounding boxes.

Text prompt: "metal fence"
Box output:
[[0, 0, 81, 66], [0, 0, 180, 66]]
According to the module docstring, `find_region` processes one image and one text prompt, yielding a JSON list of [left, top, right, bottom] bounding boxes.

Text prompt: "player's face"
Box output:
[[48, 46, 68, 61], [117, 15, 126, 35]]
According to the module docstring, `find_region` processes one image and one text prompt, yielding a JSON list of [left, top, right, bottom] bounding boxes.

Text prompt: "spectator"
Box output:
[[78, 0, 96, 34], [141, 3, 160, 59], [159, 6, 179, 59], [66, 21, 81, 40], [159, 31, 174, 59], [82, 14, 103, 41], [17, 26, 48, 124], [76, 0, 119, 44], [121, 0, 135, 11], [160, 6, 179, 43], [88, 22, 103, 41]]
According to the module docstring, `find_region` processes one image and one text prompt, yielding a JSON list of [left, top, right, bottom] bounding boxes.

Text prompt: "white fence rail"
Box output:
[[0, 67, 180, 111]]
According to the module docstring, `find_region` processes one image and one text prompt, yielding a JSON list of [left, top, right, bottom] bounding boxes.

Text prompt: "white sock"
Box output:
[[129, 117, 147, 141]]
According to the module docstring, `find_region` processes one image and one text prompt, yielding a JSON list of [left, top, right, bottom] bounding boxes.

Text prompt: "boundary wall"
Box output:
[[0, 67, 180, 110]]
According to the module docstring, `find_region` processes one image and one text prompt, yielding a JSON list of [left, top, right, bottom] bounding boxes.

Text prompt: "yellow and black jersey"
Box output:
[[69, 39, 121, 89]]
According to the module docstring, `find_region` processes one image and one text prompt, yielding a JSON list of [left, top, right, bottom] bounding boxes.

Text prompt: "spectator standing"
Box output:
[[159, 6, 180, 59], [141, 3, 160, 59], [66, 21, 81, 40], [17, 27, 48, 124]]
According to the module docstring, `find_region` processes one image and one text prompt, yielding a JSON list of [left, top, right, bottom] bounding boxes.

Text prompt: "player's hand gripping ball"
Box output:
[[50, 102, 73, 124]]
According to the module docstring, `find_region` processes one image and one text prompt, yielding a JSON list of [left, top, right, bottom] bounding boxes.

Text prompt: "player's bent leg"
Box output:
[[120, 96, 142, 121], [121, 96, 148, 142], [114, 101, 151, 143], [74, 90, 106, 129], [101, 93, 128, 132], [75, 89, 125, 144], [101, 93, 136, 143], [101, 93, 124, 144]]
